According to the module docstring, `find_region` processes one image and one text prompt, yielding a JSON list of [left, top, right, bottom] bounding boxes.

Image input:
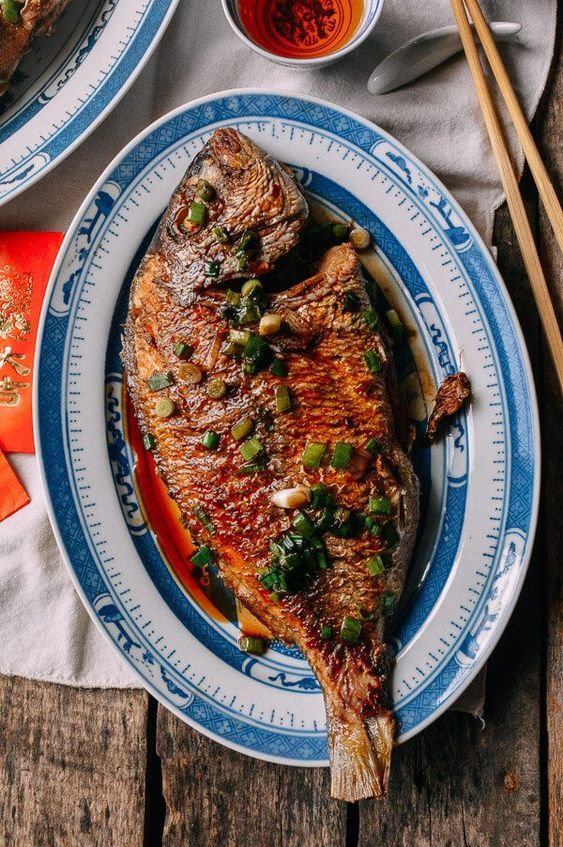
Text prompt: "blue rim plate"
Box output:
[[35, 90, 540, 765], [0, 0, 179, 206]]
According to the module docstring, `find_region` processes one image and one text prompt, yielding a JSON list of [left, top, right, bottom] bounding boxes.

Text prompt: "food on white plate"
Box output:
[[122, 128, 422, 800], [0, 0, 71, 97]]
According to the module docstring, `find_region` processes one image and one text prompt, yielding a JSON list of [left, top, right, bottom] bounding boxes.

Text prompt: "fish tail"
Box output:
[[327, 708, 394, 801]]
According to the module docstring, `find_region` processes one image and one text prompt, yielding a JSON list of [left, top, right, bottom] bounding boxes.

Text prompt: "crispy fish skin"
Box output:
[[160, 128, 309, 300], [0, 0, 71, 97], [123, 129, 419, 801]]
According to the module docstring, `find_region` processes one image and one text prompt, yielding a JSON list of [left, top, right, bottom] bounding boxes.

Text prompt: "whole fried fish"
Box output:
[[0, 0, 71, 98], [123, 129, 420, 801]]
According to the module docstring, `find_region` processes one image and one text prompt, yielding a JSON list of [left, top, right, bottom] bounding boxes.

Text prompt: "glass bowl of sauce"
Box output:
[[221, 0, 384, 68]]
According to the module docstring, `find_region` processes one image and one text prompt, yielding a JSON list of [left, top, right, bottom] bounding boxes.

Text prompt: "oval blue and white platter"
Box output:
[[35, 90, 540, 765], [0, 0, 179, 206]]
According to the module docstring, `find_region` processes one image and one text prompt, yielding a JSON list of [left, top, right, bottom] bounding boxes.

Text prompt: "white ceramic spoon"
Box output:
[[367, 22, 522, 95]]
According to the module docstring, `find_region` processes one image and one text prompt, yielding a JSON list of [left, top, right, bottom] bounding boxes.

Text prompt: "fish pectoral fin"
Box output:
[[327, 707, 394, 802]]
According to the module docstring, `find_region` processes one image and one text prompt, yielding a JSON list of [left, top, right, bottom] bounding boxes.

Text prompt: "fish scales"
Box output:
[[123, 128, 420, 801]]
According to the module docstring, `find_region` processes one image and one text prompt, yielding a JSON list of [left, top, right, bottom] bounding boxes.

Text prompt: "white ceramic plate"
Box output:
[[35, 90, 540, 765], [0, 0, 178, 206]]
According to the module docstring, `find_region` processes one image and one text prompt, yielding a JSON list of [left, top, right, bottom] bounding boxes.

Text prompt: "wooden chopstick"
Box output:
[[450, 0, 563, 394], [463, 0, 563, 254]]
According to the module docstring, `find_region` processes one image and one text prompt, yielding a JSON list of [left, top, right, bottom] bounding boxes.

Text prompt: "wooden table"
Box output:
[[1, 44, 561, 847]]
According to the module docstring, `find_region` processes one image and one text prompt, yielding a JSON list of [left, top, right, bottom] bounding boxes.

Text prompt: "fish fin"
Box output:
[[327, 709, 394, 802]]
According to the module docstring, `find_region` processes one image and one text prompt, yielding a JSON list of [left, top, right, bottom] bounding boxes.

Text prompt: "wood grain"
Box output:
[[156, 711, 347, 847], [449, 0, 563, 393], [536, 35, 563, 847], [463, 0, 563, 255], [0, 675, 149, 847]]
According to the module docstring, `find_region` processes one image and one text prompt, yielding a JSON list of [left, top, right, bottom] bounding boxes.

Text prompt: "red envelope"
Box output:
[[0, 232, 64, 453], [0, 449, 29, 521]]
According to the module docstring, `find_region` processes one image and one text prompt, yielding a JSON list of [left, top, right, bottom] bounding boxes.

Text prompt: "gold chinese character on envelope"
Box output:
[[0, 271, 32, 410], [0, 233, 64, 453], [0, 266, 32, 342]]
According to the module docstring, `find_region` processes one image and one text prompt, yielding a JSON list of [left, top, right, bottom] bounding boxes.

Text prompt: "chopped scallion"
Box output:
[[155, 397, 175, 418], [239, 436, 263, 462], [238, 300, 262, 325], [191, 545, 213, 568], [223, 340, 244, 358], [229, 328, 250, 345], [332, 223, 349, 242], [205, 260, 220, 278], [147, 371, 174, 392], [316, 550, 329, 569], [302, 442, 327, 469], [142, 433, 156, 451], [381, 591, 395, 616], [178, 362, 203, 384], [309, 483, 329, 510], [243, 333, 268, 361], [231, 417, 254, 441], [364, 349, 381, 374], [368, 495, 392, 515], [187, 201, 207, 226], [238, 635, 267, 655], [214, 225, 230, 244], [275, 385, 292, 414], [2, 0, 22, 24], [366, 554, 390, 576], [292, 511, 316, 539], [331, 442, 353, 470], [206, 378, 227, 399], [243, 360, 258, 375], [316, 504, 336, 532], [340, 616, 362, 643], [320, 624, 332, 640], [270, 357, 287, 377], [259, 570, 279, 590], [364, 516, 383, 537], [382, 521, 400, 547], [193, 504, 214, 533], [201, 430, 220, 450], [386, 309, 404, 343], [225, 289, 241, 306], [241, 278, 262, 297], [173, 342, 192, 359], [365, 437, 382, 455], [196, 179, 216, 201], [363, 309, 379, 333], [350, 227, 371, 250], [236, 250, 248, 270]]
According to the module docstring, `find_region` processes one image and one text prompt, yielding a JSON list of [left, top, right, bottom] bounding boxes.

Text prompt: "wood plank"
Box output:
[[157, 712, 348, 847], [0, 674, 149, 847], [358, 165, 543, 845], [536, 38, 563, 847]]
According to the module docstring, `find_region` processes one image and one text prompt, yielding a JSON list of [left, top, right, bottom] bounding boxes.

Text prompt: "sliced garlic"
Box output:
[[259, 313, 282, 336], [271, 486, 310, 509], [350, 227, 371, 250]]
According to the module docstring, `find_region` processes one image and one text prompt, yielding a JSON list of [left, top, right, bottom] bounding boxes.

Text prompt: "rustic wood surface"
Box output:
[[0, 39, 560, 847], [538, 36, 563, 847]]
